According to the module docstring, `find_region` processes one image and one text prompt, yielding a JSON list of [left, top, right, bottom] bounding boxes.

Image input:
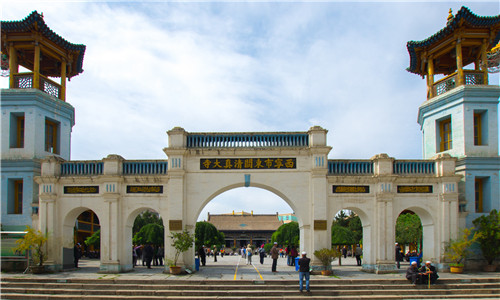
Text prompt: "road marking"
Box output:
[[233, 256, 241, 280], [251, 263, 264, 281]]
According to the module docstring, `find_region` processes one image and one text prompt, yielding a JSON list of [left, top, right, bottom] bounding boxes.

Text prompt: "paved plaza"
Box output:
[[4, 255, 497, 282]]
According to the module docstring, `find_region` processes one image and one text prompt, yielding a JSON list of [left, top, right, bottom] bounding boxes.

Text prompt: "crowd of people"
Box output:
[[129, 241, 438, 293], [132, 243, 165, 268]]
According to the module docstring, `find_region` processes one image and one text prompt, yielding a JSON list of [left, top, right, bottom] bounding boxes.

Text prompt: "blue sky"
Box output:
[[2, 1, 499, 220]]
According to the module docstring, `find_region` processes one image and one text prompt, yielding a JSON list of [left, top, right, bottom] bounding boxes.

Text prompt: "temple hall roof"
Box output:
[[207, 213, 284, 231]]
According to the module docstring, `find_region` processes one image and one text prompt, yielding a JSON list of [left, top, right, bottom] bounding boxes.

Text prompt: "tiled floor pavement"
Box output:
[[3, 255, 497, 282]]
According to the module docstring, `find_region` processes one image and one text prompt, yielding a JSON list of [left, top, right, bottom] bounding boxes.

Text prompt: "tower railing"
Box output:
[[328, 160, 374, 175], [61, 161, 103, 176], [393, 161, 435, 175], [187, 133, 309, 148], [122, 161, 168, 175], [432, 70, 484, 98], [13, 72, 62, 100]]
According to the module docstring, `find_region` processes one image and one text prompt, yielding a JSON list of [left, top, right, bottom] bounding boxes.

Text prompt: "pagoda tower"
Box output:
[[407, 7, 500, 228], [1, 12, 86, 230]]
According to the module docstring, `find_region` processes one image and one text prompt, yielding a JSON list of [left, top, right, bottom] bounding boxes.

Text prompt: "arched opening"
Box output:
[[125, 208, 165, 272], [395, 208, 435, 268], [331, 209, 363, 266], [62, 208, 101, 270], [195, 186, 299, 269]]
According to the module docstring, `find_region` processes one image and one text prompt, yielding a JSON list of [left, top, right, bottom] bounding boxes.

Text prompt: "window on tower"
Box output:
[[473, 110, 487, 146], [439, 117, 452, 152], [45, 118, 60, 154], [475, 178, 484, 213], [9, 113, 25, 148], [8, 179, 23, 214]]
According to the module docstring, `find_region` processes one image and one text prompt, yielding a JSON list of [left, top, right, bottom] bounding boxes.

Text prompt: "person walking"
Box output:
[[143, 243, 154, 269], [270, 242, 279, 272], [342, 246, 347, 259], [258, 244, 266, 264], [246, 244, 253, 265], [157, 246, 164, 266], [355, 244, 362, 266], [395, 243, 404, 269], [198, 245, 206, 266], [290, 246, 298, 266], [73, 243, 82, 268], [298, 251, 311, 293], [135, 245, 143, 266], [132, 245, 139, 267]]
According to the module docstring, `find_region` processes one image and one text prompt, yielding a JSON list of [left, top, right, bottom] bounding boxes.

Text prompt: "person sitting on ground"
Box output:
[[406, 261, 422, 285], [419, 261, 439, 284]]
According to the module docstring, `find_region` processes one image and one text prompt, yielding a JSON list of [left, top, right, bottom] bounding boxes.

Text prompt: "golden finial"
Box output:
[[446, 8, 453, 25]]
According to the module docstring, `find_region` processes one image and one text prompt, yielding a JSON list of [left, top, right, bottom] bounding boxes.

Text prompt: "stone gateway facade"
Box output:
[[36, 127, 460, 273], [2, 8, 499, 275]]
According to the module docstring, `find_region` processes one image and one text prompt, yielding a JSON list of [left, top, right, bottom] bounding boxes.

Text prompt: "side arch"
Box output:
[[334, 206, 372, 265], [122, 207, 166, 271], [61, 206, 103, 269], [396, 206, 436, 262]]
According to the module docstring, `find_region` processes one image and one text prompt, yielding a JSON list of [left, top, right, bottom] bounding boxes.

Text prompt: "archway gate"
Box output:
[[36, 126, 460, 273]]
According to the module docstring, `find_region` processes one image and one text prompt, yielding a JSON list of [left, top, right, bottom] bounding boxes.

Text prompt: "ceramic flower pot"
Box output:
[[169, 266, 182, 275], [450, 265, 464, 273]]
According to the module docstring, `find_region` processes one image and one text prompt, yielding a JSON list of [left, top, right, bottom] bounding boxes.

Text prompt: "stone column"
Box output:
[[99, 192, 121, 273], [370, 154, 397, 273], [36, 156, 64, 271], [308, 126, 332, 269], [99, 155, 123, 273], [164, 128, 190, 270], [434, 153, 460, 270]]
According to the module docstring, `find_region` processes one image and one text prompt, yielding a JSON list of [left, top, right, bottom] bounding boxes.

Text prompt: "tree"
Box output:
[[133, 223, 164, 246], [331, 225, 357, 245], [333, 210, 349, 227], [84, 229, 100, 248], [347, 214, 362, 243], [396, 213, 422, 250], [195, 221, 225, 249], [472, 209, 500, 265], [133, 210, 163, 235], [170, 230, 195, 266], [13, 226, 48, 267], [444, 227, 479, 267], [331, 211, 362, 245], [271, 221, 299, 246]]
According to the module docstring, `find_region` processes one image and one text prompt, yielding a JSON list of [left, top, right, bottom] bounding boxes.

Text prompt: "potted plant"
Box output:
[[472, 209, 500, 272], [168, 230, 194, 274], [443, 227, 479, 273], [314, 248, 340, 275], [13, 226, 48, 274]]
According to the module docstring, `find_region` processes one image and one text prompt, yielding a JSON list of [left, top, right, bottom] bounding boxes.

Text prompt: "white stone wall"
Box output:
[[36, 127, 461, 274]]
